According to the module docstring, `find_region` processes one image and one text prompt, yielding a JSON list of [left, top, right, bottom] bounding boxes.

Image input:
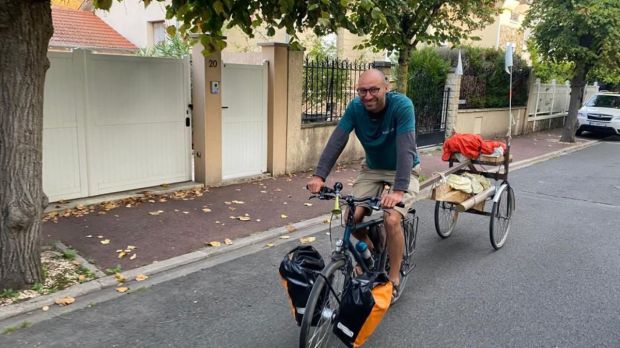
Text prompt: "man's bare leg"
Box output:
[[384, 210, 404, 286], [350, 206, 374, 249]]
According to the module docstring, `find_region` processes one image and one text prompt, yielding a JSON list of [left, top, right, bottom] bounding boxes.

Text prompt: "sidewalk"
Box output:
[[40, 128, 596, 273]]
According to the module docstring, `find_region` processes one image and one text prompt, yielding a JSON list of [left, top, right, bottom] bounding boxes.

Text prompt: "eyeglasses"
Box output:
[[356, 87, 381, 97]]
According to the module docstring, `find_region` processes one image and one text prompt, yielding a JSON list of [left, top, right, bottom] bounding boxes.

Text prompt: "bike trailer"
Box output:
[[279, 245, 326, 326], [333, 272, 393, 347]]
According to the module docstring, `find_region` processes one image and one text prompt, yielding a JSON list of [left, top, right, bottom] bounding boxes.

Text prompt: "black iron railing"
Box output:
[[302, 58, 374, 124]]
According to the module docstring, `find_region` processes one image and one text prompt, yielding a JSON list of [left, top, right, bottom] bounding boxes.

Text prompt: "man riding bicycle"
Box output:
[[307, 68, 420, 300]]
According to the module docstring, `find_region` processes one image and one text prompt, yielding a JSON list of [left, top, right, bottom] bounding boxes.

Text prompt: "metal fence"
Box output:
[[302, 58, 373, 124]]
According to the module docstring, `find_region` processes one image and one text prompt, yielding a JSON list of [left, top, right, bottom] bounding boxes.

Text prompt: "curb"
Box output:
[[0, 138, 598, 325]]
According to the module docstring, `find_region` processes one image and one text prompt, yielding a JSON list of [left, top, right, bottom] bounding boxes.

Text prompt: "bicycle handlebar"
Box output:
[[309, 182, 405, 210]]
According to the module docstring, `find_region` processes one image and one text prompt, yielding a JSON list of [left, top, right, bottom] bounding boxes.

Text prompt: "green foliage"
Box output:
[[527, 39, 574, 83], [61, 248, 77, 261], [0, 288, 18, 299], [304, 36, 337, 61], [458, 47, 530, 109], [78, 267, 95, 282], [96, 0, 352, 54], [406, 48, 450, 126], [96, 0, 498, 94], [31, 283, 44, 293], [137, 32, 191, 58], [348, 0, 498, 93], [524, 0, 620, 71], [302, 36, 351, 122], [524, 0, 620, 140], [2, 321, 32, 335], [105, 265, 122, 275]]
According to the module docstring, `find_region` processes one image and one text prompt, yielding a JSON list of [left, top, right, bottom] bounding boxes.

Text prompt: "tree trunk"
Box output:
[[0, 1, 53, 289], [560, 60, 589, 143], [396, 48, 411, 94]]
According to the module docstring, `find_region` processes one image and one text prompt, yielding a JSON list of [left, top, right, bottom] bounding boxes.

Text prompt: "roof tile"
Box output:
[[51, 7, 137, 51]]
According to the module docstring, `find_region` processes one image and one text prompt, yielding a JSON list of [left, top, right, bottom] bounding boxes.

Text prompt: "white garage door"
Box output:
[[43, 50, 192, 202], [221, 63, 268, 180]]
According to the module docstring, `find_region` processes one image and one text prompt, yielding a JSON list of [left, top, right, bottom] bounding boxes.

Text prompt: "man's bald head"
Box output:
[[357, 69, 389, 113], [358, 69, 388, 87]]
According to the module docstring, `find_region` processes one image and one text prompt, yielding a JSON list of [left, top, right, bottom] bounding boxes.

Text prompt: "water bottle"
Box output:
[[355, 241, 374, 269]]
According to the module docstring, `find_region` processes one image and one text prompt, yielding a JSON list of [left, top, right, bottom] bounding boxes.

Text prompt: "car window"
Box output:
[[586, 95, 620, 109]]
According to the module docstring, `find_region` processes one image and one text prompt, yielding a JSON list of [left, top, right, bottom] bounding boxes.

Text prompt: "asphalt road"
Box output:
[[2, 139, 619, 348]]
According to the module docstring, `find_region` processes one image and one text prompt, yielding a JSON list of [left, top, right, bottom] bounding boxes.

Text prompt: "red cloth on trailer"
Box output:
[[441, 133, 506, 161]]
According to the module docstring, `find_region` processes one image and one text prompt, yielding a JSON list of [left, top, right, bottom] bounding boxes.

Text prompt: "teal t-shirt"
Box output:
[[338, 92, 419, 170]]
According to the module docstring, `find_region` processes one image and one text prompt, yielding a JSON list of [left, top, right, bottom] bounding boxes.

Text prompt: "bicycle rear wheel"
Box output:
[[489, 184, 515, 250], [299, 259, 348, 348], [434, 201, 459, 238]]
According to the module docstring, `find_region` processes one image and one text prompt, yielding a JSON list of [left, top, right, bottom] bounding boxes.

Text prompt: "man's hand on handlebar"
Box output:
[[306, 175, 325, 194], [381, 190, 405, 209]]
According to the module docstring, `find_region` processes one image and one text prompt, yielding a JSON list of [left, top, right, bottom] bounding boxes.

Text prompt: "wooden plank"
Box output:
[[431, 184, 472, 203]]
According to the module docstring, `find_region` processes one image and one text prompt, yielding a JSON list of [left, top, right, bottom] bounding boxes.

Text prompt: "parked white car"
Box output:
[[576, 92, 620, 136]]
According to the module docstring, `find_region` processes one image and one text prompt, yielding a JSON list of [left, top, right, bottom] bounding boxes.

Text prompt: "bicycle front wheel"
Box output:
[[395, 211, 418, 302], [299, 259, 348, 348]]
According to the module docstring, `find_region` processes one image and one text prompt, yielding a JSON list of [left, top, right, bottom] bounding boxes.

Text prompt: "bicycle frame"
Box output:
[[330, 199, 387, 275]]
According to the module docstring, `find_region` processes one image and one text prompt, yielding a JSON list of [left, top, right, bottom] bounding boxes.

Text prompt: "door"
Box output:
[[221, 63, 268, 180]]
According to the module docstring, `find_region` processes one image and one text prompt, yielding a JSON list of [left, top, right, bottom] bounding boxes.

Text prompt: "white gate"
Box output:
[[221, 63, 268, 180], [43, 50, 192, 202]]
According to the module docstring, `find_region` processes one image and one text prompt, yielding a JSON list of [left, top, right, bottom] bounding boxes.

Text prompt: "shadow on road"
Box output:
[[577, 132, 620, 142]]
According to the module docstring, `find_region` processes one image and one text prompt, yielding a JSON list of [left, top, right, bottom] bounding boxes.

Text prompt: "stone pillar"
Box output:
[[191, 44, 222, 186], [286, 49, 304, 174], [260, 43, 289, 177], [443, 72, 462, 139], [373, 60, 393, 86]]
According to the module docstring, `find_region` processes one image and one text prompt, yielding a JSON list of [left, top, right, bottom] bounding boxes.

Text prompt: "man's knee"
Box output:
[[383, 211, 402, 235]]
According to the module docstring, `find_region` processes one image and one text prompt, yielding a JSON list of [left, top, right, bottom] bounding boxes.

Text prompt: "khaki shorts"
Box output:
[[351, 163, 420, 218]]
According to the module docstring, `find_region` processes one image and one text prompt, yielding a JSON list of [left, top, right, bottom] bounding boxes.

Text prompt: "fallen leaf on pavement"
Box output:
[[116, 287, 129, 293], [149, 210, 164, 216], [260, 190, 267, 193], [304, 203, 313, 207], [286, 225, 297, 232], [136, 274, 148, 281], [100, 239, 110, 245], [224, 201, 232, 205], [127, 245, 136, 251], [207, 241, 221, 247], [232, 200, 245, 204], [224, 238, 233, 245], [55, 296, 76, 306], [256, 219, 261, 222], [78, 274, 87, 282], [42, 305, 50, 311], [238, 216, 251, 221], [280, 235, 290, 239], [281, 214, 288, 219], [85, 235, 93, 238], [202, 208, 212, 213], [265, 243, 275, 248], [300, 236, 316, 244], [118, 251, 127, 259], [130, 254, 137, 260]]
